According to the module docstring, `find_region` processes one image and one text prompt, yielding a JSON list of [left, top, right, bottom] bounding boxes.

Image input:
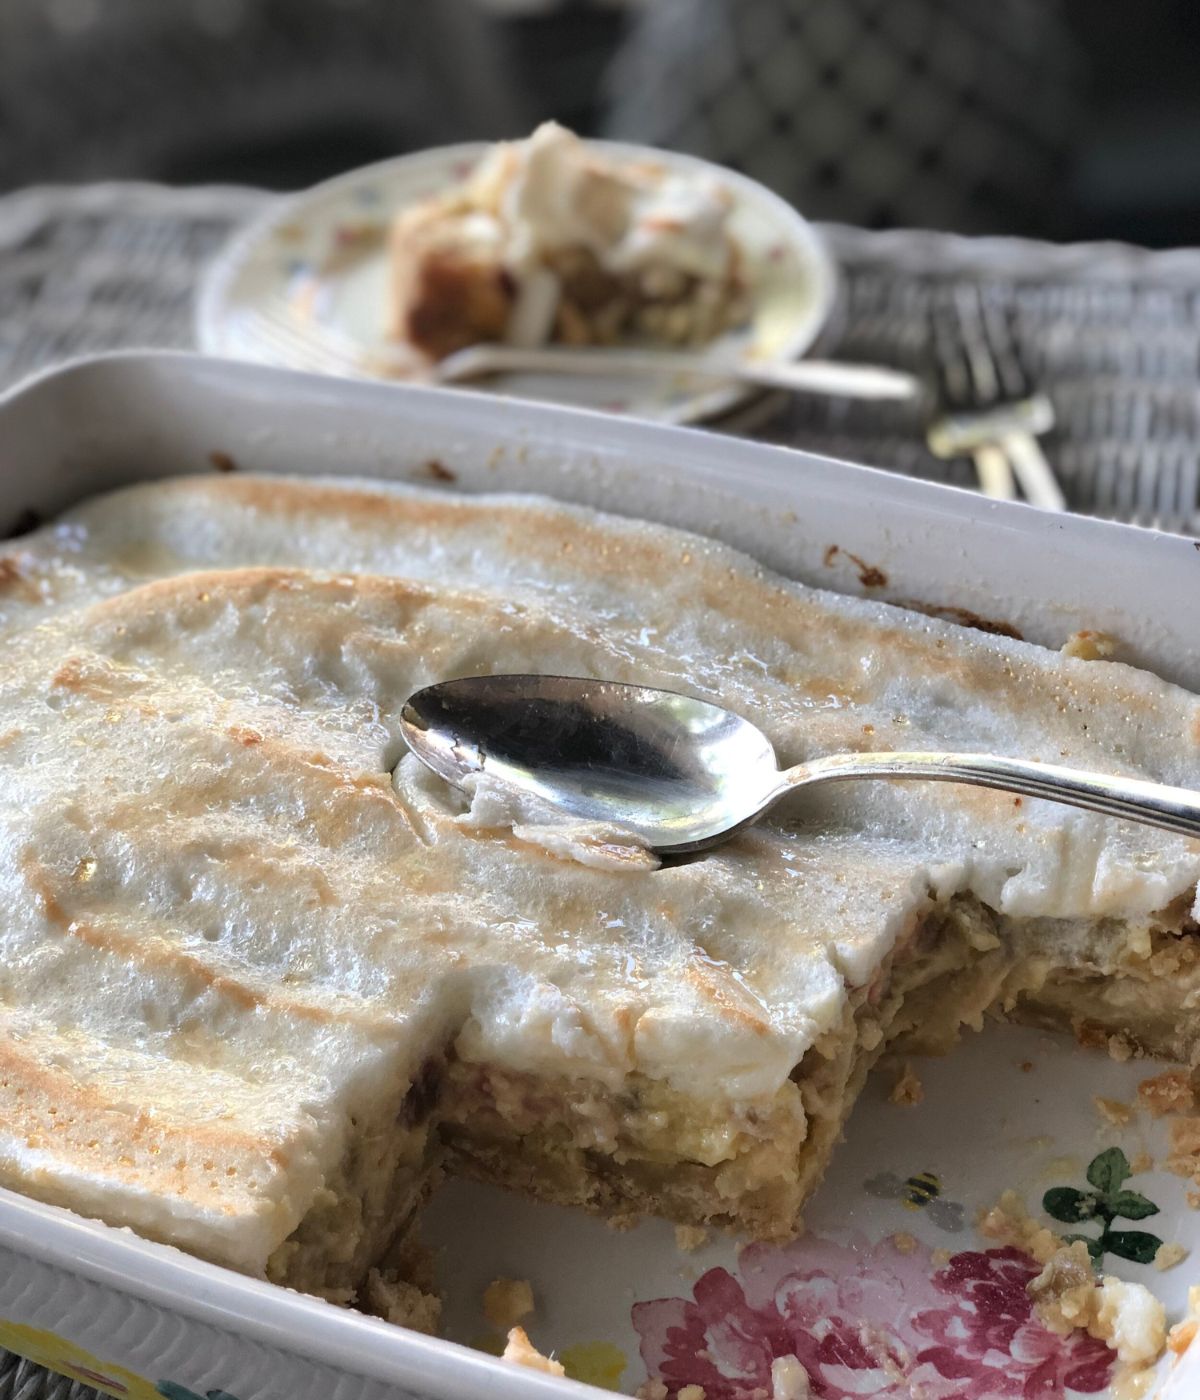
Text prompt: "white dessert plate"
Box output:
[[0, 353, 1195, 1400], [194, 141, 837, 425]]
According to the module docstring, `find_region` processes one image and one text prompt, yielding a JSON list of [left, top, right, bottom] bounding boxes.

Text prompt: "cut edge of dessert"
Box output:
[[387, 122, 752, 362], [260, 887, 1200, 1385]]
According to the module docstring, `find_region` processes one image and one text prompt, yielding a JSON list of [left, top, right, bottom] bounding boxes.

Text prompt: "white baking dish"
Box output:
[[0, 352, 1195, 1400]]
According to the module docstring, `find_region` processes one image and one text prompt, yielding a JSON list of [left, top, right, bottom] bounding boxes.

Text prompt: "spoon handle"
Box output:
[[780, 750, 1200, 840], [435, 344, 922, 401]]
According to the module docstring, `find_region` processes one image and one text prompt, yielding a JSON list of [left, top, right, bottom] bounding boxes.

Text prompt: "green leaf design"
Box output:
[[1086, 1147, 1130, 1194], [1061, 1232, 1105, 1262], [1108, 1190, 1160, 1221], [1044, 1148, 1165, 1267], [1105, 1230, 1163, 1265], [1043, 1187, 1097, 1224]]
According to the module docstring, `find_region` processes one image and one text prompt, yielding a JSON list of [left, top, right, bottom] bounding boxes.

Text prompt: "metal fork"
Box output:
[[928, 287, 1065, 510]]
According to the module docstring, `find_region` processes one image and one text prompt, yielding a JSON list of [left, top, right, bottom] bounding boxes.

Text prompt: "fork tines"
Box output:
[[927, 285, 1064, 509]]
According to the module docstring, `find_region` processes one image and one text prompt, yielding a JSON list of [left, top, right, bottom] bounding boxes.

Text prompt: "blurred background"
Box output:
[[0, 0, 1196, 246]]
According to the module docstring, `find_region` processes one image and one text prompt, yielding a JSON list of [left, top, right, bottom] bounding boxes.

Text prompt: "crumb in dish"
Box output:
[[888, 1061, 924, 1105], [1139, 1068, 1196, 1117], [987, 1193, 1167, 1380], [673, 1224, 709, 1252], [769, 1355, 811, 1399], [1095, 1095, 1134, 1126], [502, 1325, 564, 1376], [483, 1277, 535, 1330], [1156, 1242, 1189, 1271], [1168, 1286, 1200, 1358]]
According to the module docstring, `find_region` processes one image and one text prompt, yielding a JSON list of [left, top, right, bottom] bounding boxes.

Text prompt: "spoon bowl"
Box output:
[[400, 674, 1200, 854], [399, 674, 780, 851]]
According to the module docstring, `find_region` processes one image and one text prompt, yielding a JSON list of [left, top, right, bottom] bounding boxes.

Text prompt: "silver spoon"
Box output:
[[399, 675, 1200, 856], [433, 344, 922, 401]]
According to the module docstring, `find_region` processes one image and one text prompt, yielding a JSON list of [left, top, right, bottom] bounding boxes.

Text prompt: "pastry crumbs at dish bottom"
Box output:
[[980, 1191, 1167, 1370], [1154, 1242, 1188, 1271], [502, 1326, 563, 1376], [483, 1277, 534, 1329], [1167, 1117, 1200, 1182], [674, 1224, 709, 1252], [1094, 1096, 1134, 1127], [1168, 1288, 1200, 1360], [888, 1062, 924, 1106], [1137, 1069, 1196, 1117]]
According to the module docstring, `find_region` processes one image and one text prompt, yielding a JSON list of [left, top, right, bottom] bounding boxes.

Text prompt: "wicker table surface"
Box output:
[[3, 178, 1200, 1399], [5, 181, 1200, 528]]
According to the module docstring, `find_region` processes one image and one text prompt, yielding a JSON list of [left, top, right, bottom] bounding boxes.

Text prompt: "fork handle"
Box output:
[[1003, 431, 1066, 512], [973, 444, 1017, 500], [748, 358, 922, 399], [777, 750, 1200, 840]]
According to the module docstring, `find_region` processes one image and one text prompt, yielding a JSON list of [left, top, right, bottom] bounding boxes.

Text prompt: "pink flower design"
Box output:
[[633, 1235, 1115, 1400], [913, 1248, 1114, 1399]]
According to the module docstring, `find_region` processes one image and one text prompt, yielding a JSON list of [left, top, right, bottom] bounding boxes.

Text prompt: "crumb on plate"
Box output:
[[1169, 1318, 1198, 1358], [1154, 1241, 1188, 1271], [1043, 1155, 1084, 1180], [1129, 1151, 1154, 1174], [1061, 630, 1118, 661], [1167, 1287, 1200, 1357], [978, 1190, 1062, 1265], [983, 1193, 1167, 1371], [1090, 1275, 1167, 1365], [890, 1231, 919, 1255], [771, 1354, 810, 1399], [1137, 1069, 1196, 1117], [1074, 1023, 1138, 1060], [1028, 1241, 1099, 1334], [1029, 1247, 1167, 1366], [483, 1277, 535, 1329], [502, 1326, 564, 1377], [634, 1380, 668, 1400], [888, 1062, 924, 1106], [678, 1387, 706, 1400], [1094, 1096, 1133, 1127], [675, 1224, 710, 1252], [1167, 1116, 1200, 1181]]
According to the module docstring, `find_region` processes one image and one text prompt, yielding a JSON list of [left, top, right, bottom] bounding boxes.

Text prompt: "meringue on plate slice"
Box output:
[[388, 122, 751, 360]]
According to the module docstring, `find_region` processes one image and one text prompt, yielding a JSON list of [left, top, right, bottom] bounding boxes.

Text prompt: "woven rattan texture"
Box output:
[[4, 182, 1200, 528], [2, 179, 1200, 1399], [0, 1355, 100, 1400]]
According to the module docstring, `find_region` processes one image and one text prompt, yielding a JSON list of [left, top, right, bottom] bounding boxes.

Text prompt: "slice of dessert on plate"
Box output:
[[196, 125, 833, 421], [388, 122, 751, 361]]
